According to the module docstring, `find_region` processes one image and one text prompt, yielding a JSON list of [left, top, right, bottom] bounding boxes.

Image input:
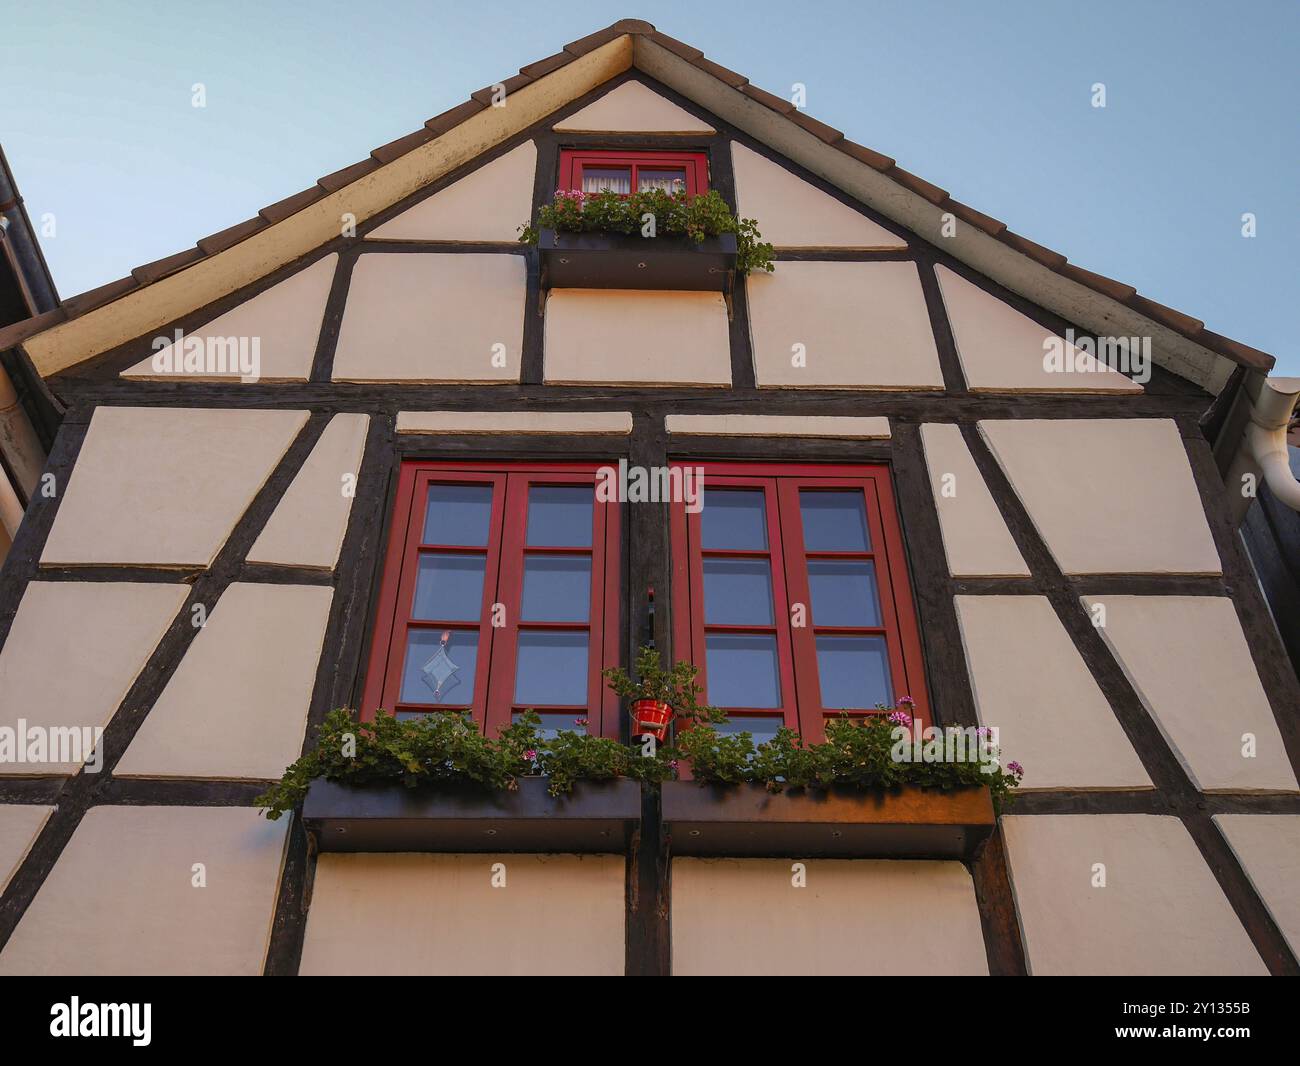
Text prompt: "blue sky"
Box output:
[[2, 0, 1296, 374]]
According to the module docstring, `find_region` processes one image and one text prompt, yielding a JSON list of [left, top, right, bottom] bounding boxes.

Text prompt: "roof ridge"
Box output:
[[0, 17, 1273, 374]]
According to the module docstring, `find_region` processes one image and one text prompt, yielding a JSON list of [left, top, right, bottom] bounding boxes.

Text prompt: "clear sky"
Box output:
[[2, 0, 1296, 374]]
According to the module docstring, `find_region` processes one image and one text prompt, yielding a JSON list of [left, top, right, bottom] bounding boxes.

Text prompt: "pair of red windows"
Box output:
[[557, 149, 709, 197], [362, 462, 929, 741]]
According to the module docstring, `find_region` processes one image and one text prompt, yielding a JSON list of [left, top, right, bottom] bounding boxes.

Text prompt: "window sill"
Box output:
[[303, 777, 641, 855], [661, 782, 995, 860], [538, 228, 737, 292]]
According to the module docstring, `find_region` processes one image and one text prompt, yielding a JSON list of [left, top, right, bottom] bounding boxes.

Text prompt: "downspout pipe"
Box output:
[[1225, 375, 1300, 525]]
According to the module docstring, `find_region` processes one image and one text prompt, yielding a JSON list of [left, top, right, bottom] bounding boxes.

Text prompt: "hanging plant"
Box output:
[[602, 645, 725, 741]]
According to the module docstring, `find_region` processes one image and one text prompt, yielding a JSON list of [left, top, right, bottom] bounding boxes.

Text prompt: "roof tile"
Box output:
[[130, 247, 205, 286], [647, 32, 704, 61], [370, 127, 438, 165], [1127, 295, 1204, 336], [690, 56, 748, 89], [424, 99, 487, 136], [788, 110, 843, 145], [61, 276, 137, 318], [740, 83, 796, 115], [519, 51, 574, 79], [471, 73, 534, 106], [837, 140, 894, 172], [196, 217, 265, 256], [317, 158, 381, 193], [563, 26, 625, 57], [888, 166, 948, 206], [945, 199, 1007, 237], [999, 230, 1068, 269], [258, 186, 326, 224], [1058, 262, 1137, 301]]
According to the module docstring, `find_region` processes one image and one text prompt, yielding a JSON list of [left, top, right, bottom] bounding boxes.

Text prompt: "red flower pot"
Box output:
[[631, 699, 674, 741]]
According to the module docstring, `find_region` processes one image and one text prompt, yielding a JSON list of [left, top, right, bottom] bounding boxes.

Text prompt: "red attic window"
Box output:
[[670, 462, 930, 744], [558, 149, 709, 197], [361, 462, 621, 739]]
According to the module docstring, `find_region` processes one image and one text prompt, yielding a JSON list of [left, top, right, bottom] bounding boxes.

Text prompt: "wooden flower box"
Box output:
[[538, 228, 737, 292], [303, 776, 641, 855], [660, 782, 995, 860]]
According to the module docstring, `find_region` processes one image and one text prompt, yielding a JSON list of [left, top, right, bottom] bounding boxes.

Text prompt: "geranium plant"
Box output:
[[255, 708, 675, 818], [675, 708, 1024, 809], [519, 187, 776, 275]]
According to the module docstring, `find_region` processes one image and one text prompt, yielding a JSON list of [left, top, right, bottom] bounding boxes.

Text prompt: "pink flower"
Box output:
[[524, 749, 538, 761], [1007, 761, 1024, 776], [668, 760, 679, 770], [575, 717, 589, 727], [898, 695, 916, 706], [887, 711, 912, 726]]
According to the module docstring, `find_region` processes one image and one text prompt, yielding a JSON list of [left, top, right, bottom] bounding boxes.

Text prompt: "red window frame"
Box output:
[[558, 149, 709, 197], [361, 461, 621, 738], [670, 462, 930, 742]]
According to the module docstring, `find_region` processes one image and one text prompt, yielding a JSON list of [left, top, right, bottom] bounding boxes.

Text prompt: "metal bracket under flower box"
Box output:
[[661, 782, 995, 860], [537, 228, 737, 294], [303, 777, 641, 855]]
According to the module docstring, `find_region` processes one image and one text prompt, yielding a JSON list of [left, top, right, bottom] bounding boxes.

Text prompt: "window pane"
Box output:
[[412, 553, 485, 621], [514, 631, 589, 705], [815, 635, 892, 709], [581, 167, 630, 194], [526, 485, 593, 547], [705, 633, 781, 708], [703, 557, 774, 625], [701, 489, 768, 550], [521, 555, 590, 622], [423, 483, 493, 546], [638, 168, 687, 193], [514, 711, 587, 740], [400, 628, 479, 705], [713, 714, 784, 746], [807, 559, 882, 627], [800, 490, 870, 552]]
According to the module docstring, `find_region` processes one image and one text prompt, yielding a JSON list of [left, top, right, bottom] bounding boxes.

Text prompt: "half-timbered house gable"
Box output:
[[0, 19, 1296, 979]]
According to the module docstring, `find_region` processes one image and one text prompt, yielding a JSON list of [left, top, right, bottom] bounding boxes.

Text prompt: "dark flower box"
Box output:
[[303, 777, 641, 855], [538, 228, 737, 291], [661, 782, 995, 860]]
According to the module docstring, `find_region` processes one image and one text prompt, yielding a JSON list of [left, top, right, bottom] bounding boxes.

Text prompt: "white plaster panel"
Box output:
[[115, 583, 334, 782], [41, 406, 308, 567], [332, 253, 525, 382], [979, 419, 1222, 575], [0, 806, 54, 892], [543, 288, 731, 386], [731, 141, 905, 249], [936, 265, 1143, 393], [554, 81, 714, 133], [747, 261, 944, 389], [665, 414, 890, 438], [1213, 815, 1300, 958], [672, 858, 987, 975], [248, 413, 370, 570], [1084, 596, 1296, 792], [1002, 814, 1266, 975], [0, 582, 188, 775], [396, 410, 633, 434], [0, 806, 288, 976], [121, 254, 338, 382], [368, 141, 537, 242], [300, 852, 624, 975], [954, 595, 1151, 790], [920, 423, 1029, 577]]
